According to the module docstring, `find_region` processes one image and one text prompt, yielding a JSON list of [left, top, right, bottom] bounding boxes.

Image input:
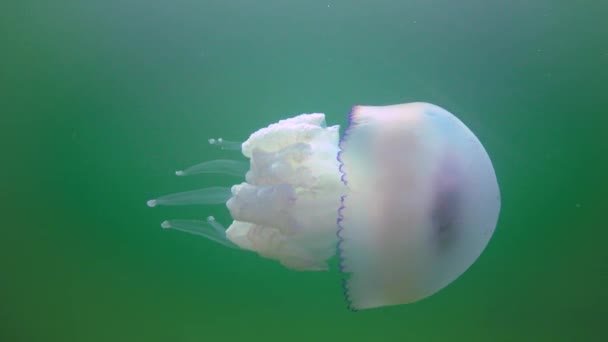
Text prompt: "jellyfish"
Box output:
[[147, 102, 501, 311]]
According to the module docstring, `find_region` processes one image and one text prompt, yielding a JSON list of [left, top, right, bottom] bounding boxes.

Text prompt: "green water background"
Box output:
[[2, 1, 607, 341]]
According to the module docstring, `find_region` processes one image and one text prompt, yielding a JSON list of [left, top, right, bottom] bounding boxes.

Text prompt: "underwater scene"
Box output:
[[2, 1, 606, 341]]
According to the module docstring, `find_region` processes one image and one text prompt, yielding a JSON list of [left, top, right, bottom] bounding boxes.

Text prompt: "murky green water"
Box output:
[[2, 1, 607, 341]]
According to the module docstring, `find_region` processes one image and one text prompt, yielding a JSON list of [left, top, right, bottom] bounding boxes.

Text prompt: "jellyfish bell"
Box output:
[[338, 103, 500, 310], [147, 102, 501, 311]]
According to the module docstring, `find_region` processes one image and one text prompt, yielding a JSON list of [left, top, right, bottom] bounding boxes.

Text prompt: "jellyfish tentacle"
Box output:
[[175, 159, 248, 177], [208, 137, 242, 151], [161, 218, 239, 249], [206, 216, 227, 236], [146, 187, 231, 207]]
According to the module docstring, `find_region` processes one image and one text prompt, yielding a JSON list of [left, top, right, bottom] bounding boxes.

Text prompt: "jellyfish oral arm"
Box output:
[[175, 159, 248, 177], [208, 138, 242, 150], [224, 113, 346, 271], [147, 187, 232, 207], [148, 113, 347, 271], [161, 216, 238, 249]]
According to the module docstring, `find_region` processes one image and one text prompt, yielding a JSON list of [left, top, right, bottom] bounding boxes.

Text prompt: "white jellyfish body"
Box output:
[[148, 102, 500, 311], [225, 113, 345, 270]]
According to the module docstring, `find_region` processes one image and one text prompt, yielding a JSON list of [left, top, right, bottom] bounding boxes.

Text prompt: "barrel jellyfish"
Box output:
[[147, 102, 501, 311]]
